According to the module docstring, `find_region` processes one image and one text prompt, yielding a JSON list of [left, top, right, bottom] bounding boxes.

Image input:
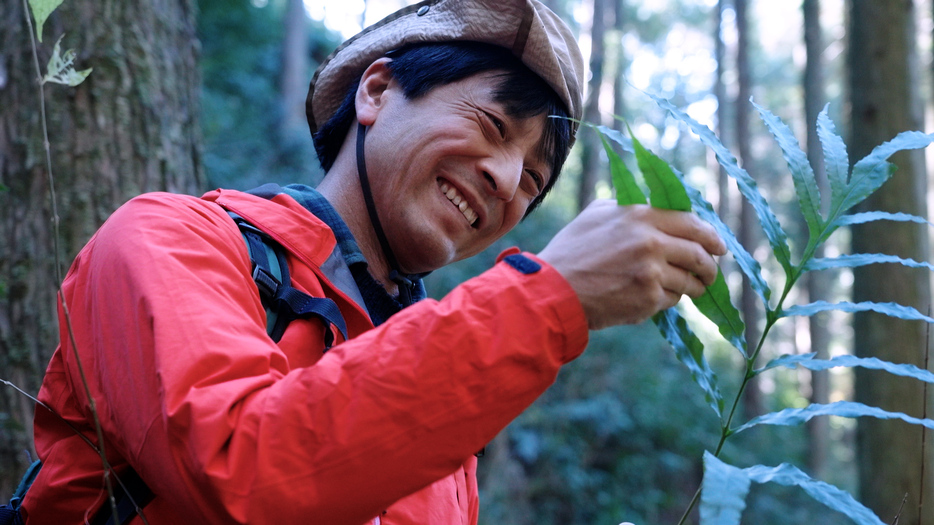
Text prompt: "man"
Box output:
[[19, 0, 724, 523]]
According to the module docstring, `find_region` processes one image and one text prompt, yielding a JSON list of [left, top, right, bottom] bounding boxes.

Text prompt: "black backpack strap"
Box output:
[[90, 467, 154, 525], [0, 507, 23, 525], [231, 215, 348, 347]]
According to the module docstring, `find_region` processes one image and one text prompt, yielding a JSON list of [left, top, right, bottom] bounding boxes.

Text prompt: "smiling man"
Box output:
[[17, 0, 725, 524]]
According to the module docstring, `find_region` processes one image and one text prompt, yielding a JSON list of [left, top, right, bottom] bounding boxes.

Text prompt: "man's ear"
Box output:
[[355, 58, 395, 126]]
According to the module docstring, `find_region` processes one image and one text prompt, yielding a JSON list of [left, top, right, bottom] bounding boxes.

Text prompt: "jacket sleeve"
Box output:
[[59, 193, 588, 524]]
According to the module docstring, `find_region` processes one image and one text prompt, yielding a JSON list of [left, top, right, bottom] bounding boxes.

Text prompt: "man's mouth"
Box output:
[[439, 181, 478, 227]]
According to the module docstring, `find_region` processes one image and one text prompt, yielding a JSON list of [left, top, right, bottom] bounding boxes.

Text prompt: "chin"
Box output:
[[398, 248, 458, 275]]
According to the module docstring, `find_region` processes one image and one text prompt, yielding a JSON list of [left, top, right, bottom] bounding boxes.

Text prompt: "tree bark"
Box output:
[[0, 0, 202, 493], [714, 0, 730, 220], [576, 0, 607, 212], [612, 0, 626, 135], [280, 0, 310, 138], [802, 0, 832, 482], [848, 2, 932, 524], [732, 0, 762, 420]]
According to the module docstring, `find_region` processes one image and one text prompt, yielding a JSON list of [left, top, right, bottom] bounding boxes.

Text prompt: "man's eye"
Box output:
[[486, 113, 505, 137], [525, 170, 544, 194]]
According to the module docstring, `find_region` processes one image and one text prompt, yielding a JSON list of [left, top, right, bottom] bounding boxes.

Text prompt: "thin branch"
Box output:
[[0, 377, 98, 453], [21, 2, 121, 522], [892, 493, 907, 525]]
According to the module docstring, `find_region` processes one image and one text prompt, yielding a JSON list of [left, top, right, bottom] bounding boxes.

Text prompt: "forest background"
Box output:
[[1, 0, 933, 523]]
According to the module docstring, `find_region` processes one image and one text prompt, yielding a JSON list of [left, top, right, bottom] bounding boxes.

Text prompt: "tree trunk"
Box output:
[[848, 2, 932, 524], [0, 0, 202, 493], [576, 0, 607, 212], [280, 0, 309, 138], [732, 0, 762, 419], [802, 0, 832, 481], [714, 0, 730, 220], [612, 0, 626, 135]]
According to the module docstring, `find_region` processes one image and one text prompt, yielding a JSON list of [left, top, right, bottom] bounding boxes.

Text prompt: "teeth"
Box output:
[[439, 181, 478, 227]]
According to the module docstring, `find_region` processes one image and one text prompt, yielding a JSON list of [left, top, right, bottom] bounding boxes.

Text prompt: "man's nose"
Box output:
[[480, 150, 523, 201]]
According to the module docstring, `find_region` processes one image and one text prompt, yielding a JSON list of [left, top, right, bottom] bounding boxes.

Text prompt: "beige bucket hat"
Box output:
[[305, 0, 585, 136]]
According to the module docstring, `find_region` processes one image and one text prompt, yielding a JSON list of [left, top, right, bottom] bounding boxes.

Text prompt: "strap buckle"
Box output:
[[251, 264, 280, 305]]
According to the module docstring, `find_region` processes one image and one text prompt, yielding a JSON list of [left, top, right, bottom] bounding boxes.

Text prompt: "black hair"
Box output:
[[312, 41, 572, 213]]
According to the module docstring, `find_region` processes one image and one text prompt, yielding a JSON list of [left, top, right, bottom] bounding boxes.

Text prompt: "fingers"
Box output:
[[647, 205, 726, 258], [539, 200, 728, 329]]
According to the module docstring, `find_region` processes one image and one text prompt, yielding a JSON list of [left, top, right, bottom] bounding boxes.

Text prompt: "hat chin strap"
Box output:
[[356, 122, 416, 306]]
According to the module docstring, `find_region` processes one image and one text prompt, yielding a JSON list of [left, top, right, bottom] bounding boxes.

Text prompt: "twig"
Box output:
[[21, 2, 121, 522], [892, 493, 907, 525], [0, 377, 98, 453]]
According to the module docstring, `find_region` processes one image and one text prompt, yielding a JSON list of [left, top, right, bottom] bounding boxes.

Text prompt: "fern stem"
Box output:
[[677, 310, 777, 523], [676, 486, 703, 525]]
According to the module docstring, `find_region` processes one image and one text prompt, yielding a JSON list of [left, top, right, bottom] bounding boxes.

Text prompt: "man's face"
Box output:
[[361, 71, 551, 274]]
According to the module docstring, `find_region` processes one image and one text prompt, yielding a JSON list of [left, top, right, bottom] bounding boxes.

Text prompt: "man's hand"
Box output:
[[538, 199, 727, 330]]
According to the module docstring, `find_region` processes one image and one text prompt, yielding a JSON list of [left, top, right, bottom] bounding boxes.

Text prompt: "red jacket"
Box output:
[[23, 189, 588, 524]]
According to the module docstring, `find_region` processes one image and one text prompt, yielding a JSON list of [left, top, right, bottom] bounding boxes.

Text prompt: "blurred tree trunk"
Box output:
[[714, 0, 730, 220], [0, 0, 202, 494], [280, 0, 309, 138], [848, 2, 933, 524], [802, 0, 832, 481], [612, 0, 626, 135], [577, 0, 607, 212], [733, 0, 762, 419]]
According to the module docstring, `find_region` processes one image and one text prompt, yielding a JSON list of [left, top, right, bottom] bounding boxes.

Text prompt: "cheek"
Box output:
[[486, 203, 528, 241]]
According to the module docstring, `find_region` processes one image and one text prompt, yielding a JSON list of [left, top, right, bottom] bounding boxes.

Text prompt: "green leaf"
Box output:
[[692, 269, 747, 355], [42, 35, 93, 87], [596, 124, 634, 153], [29, 0, 64, 43], [781, 300, 934, 324], [653, 308, 724, 416], [734, 401, 934, 434], [804, 253, 934, 273], [700, 452, 750, 525], [743, 462, 885, 525], [753, 101, 822, 237], [626, 133, 748, 355], [816, 106, 849, 213], [599, 133, 646, 206], [630, 131, 691, 211], [683, 182, 771, 304], [834, 131, 934, 217], [832, 211, 932, 228], [702, 452, 885, 525], [648, 93, 794, 275], [760, 353, 934, 384]]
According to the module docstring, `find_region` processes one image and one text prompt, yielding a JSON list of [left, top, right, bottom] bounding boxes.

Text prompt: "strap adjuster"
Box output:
[[251, 264, 280, 304]]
